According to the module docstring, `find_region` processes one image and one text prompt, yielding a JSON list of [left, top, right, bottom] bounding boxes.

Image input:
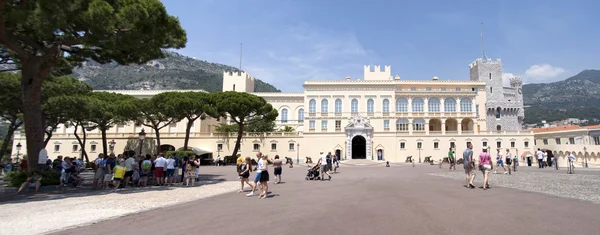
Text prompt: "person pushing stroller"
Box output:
[[317, 151, 332, 181]]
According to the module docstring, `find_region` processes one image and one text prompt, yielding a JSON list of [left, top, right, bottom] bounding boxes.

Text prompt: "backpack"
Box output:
[[141, 160, 152, 173], [186, 162, 193, 171]]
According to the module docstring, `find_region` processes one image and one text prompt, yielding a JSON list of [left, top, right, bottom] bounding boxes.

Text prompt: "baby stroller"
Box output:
[[305, 163, 321, 180]]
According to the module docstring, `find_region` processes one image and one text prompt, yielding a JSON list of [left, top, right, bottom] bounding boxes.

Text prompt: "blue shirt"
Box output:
[[463, 149, 473, 166]]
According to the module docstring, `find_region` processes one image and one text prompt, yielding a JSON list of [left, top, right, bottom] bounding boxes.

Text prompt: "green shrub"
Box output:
[[5, 170, 61, 187], [166, 150, 195, 159]]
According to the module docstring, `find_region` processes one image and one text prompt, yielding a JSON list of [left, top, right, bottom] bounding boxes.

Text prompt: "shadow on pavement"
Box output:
[[0, 174, 227, 204]]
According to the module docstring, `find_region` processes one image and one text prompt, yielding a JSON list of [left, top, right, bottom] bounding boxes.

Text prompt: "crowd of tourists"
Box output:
[[43, 152, 203, 193], [461, 143, 519, 190]]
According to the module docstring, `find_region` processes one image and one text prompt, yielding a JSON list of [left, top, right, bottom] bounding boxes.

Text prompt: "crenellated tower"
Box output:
[[363, 65, 392, 80], [222, 71, 255, 92], [470, 58, 524, 131]]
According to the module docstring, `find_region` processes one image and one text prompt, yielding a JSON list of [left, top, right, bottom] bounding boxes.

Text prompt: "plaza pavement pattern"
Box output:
[[2, 163, 599, 235]]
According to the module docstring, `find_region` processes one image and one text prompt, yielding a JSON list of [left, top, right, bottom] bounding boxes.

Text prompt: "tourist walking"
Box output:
[[333, 156, 339, 173], [536, 149, 544, 168], [273, 155, 283, 184], [318, 151, 332, 181], [494, 148, 507, 174], [247, 152, 263, 197], [238, 157, 255, 192], [505, 149, 512, 175], [463, 143, 476, 189], [184, 156, 197, 187], [194, 156, 201, 181], [257, 154, 270, 199], [326, 152, 333, 172], [479, 148, 492, 190], [543, 151, 548, 168], [448, 148, 456, 171], [103, 154, 116, 189], [123, 153, 136, 188]]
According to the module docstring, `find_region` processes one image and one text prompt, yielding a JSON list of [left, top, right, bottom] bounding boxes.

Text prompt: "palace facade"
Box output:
[[13, 57, 537, 163]]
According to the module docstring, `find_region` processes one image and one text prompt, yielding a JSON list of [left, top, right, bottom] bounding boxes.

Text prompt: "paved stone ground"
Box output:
[[46, 164, 600, 235]]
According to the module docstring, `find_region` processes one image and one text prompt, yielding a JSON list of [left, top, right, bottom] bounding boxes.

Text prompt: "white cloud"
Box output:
[[502, 73, 514, 87], [244, 23, 375, 91], [523, 64, 565, 83]]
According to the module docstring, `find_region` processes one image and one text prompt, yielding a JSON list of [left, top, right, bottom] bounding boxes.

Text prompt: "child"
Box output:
[[113, 160, 126, 192]]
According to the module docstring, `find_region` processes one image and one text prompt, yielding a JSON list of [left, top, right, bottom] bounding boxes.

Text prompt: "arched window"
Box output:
[[444, 98, 456, 112], [321, 99, 328, 113], [428, 98, 440, 112], [496, 125, 502, 131], [413, 119, 425, 131], [335, 99, 342, 113], [382, 99, 390, 113], [297, 108, 304, 123], [367, 99, 374, 113], [495, 107, 501, 118], [396, 119, 409, 131], [460, 98, 472, 112], [351, 99, 358, 113], [281, 109, 288, 123], [412, 98, 424, 112], [396, 98, 408, 112], [309, 99, 316, 113]]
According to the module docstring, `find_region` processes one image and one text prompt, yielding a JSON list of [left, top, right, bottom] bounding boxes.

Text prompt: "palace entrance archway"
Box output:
[[352, 136, 367, 159], [345, 116, 373, 160]]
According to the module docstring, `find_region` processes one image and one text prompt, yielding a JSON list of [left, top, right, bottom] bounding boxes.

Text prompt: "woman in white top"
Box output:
[[257, 154, 270, 199]]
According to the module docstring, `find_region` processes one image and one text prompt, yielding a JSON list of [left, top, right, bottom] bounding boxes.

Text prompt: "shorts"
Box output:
[[104, 174, 113, 182], [166, 169, 175, 177], [274, 167, 282, 175], [241, 172, 250, 179], [155, 167, 165, 178], [505, 159, 512, 165], [60, 171, 68, 181], [94, 169, 105, 180], [464, 164, 475, 175], [260, 171, 270, 182], [113, 177, 122, 181], [481, 164, 492, 173], [496, 160, 504, 167], [254, 171, 262, 183], [124, 171, 134, 177], [321, 165, 328, 173]]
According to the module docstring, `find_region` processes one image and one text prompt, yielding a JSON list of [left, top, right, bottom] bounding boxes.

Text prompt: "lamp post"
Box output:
[[417, 142, 422, 163], [15, 142, 22, 170], [344, 141, 347, 160], [584, 146, 588, 168], [109, 139, 116, 154], [296, 143, 300, 164], [138, 129, 146, 156]]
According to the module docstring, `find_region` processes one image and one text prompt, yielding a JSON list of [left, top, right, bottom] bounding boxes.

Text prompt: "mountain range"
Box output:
[[523, 69, 600, 124], [72, 51, 280, 92]]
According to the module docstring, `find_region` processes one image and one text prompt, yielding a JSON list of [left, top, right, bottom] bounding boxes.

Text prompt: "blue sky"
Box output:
[[161, 0, 599, 92]]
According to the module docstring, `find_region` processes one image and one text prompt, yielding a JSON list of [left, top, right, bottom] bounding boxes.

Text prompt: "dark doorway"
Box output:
[[352, 136, 366, 159], [160, 144, 176, 153], [335, 149, 341, 161], [377, 149, 383, 161]]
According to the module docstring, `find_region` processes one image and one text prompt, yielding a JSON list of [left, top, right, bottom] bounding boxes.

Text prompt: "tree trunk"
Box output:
[[82, 127, 88, 162], [73, 123, 89, 163], [43, 123, 59, 148], [183, 117, 196, 150], [0, 122, 19, 159], [101, 129, 108, 156], [21, 59, 47, 172], [154, 127, 161, 155], [231, 123, 244, 158]]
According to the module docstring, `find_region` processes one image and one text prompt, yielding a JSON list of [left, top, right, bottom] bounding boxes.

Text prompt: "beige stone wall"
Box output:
[[534, 130, 600, 168]]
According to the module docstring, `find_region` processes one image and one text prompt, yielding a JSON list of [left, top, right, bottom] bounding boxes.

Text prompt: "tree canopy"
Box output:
[[0, 0, 186, 171], [163, 92, 216, 150], [86, 91, 136, 156], [212, 91, 277, 157]]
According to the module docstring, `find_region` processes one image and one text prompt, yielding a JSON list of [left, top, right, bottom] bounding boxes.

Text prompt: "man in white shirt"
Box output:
[[154, 154, 167, 186], [536, 149, 544, 168], [247, 152, 263, 197], [317, 151, 332, 181]]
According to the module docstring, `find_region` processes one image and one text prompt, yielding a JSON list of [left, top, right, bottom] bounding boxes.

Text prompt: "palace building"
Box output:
[[12, 57, 536, 163]]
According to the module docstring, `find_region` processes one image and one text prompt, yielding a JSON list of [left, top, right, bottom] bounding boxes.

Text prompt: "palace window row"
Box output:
[[307, 98, 473, 114]]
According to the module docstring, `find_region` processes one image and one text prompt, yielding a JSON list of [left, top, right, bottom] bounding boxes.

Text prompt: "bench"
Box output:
[[442, 157, 449, 163], [305, 157, 313, 164], [424, 156, 433, 164], [405, 156, 413, 163]]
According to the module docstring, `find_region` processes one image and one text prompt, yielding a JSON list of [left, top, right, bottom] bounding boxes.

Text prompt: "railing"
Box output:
[[429, 131, 443, 135]]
